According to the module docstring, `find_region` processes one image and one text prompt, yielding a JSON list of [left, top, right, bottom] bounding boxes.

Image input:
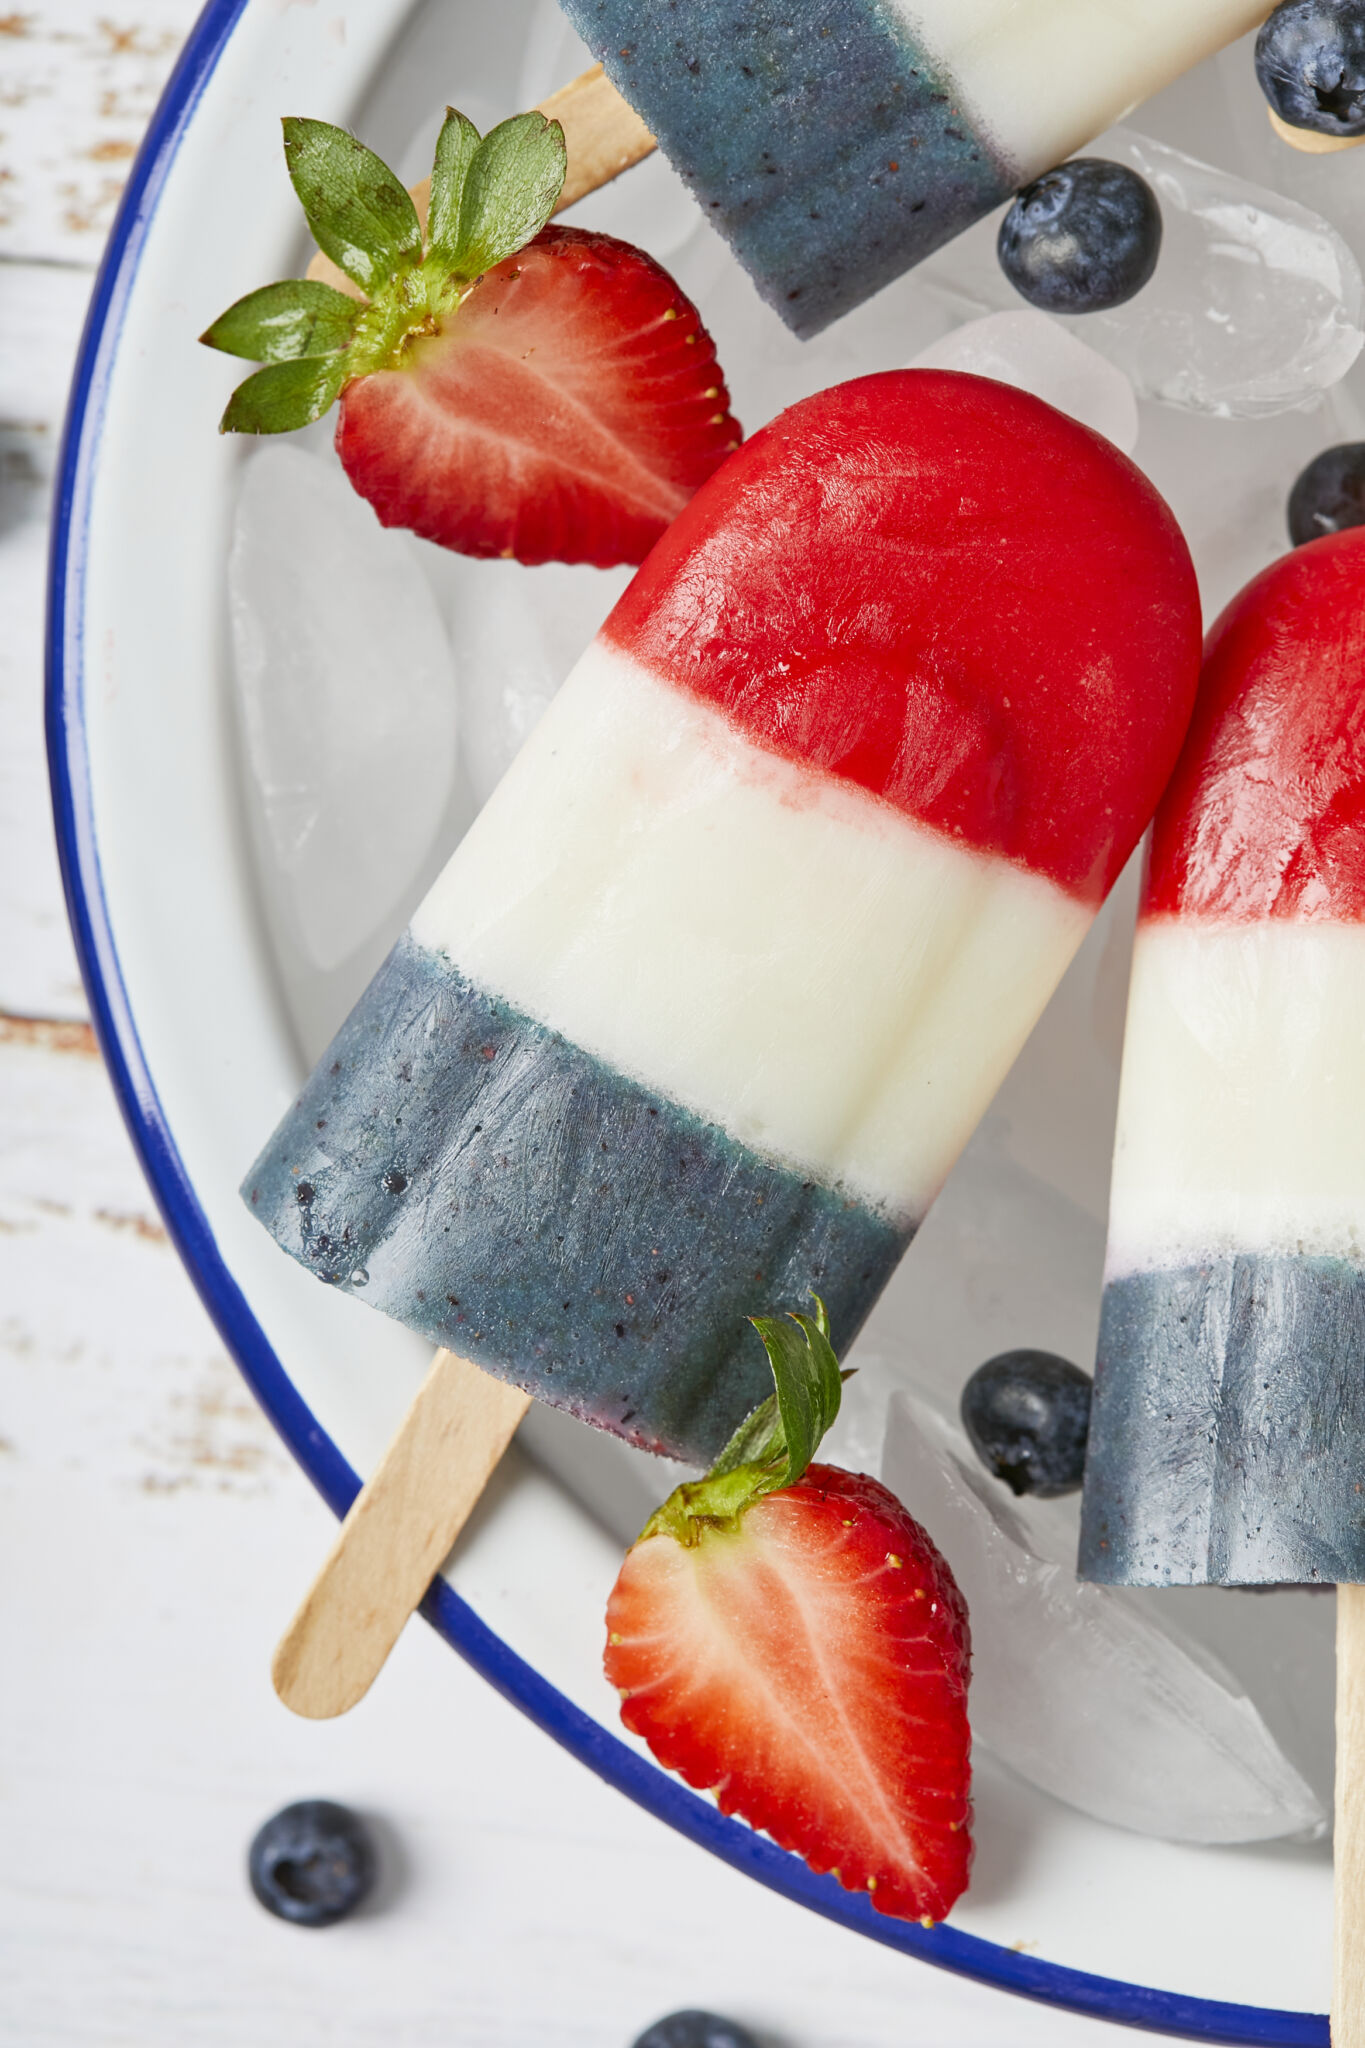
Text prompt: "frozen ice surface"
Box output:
[[1164, 1579, 1336, 1821], [229, 445, 459, 1021], [882, 1389, 1325, 1844], [921, 128, 1363, 419], [908, 311, 1139, 454], [1094, 129, 1364, 416], [438, 556, 633, 808]]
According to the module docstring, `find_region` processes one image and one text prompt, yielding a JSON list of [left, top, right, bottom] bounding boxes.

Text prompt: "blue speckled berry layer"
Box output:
[[242, 935, 908, 1466], [1079, 1254, 1365, 1586], [559, 0, 1014, 336]]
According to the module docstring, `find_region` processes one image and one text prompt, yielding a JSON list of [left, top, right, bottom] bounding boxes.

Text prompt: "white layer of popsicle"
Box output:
[[412, 642, 1090, 1223], [1106, 918, 1365, 1276], [896, 0, 1269, 179]]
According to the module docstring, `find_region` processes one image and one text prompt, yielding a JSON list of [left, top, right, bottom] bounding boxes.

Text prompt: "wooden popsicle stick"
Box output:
[[1336, 1584, 1365, 2043], [273, 1349, 531, 1718], [1268, 105, 1365, 154], [306, 63, 655, 299]]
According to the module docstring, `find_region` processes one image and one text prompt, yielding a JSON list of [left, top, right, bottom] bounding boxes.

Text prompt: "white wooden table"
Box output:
[[0, 11, 1141, 2040]]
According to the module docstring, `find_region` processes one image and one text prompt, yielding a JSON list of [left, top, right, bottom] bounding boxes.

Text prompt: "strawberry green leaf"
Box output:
[[219, 354, 350, 434], [452, 111, 566, 277], [771, 1305, 844, 1482], [282, 116, 422, 294], [201, 279, 361, 363], [642, 1297, 848, 1544], [424, 106, 482, 268], [731, 1296, 841, 1491]]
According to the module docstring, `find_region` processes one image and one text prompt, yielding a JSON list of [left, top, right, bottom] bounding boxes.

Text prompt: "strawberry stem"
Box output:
[[641, 1297, 850, 1545]]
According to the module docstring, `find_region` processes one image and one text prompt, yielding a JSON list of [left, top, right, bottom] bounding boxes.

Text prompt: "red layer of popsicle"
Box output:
[[1145, 527, 1365, 924], [604, 370, 1203, 904]]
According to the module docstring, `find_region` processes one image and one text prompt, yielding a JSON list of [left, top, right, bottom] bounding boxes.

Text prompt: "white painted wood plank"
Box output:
[[0, 0, 201, 266], [0, 251, 89, 417], [0, 267, 94, 1019], [0, 509, 91, 1021]]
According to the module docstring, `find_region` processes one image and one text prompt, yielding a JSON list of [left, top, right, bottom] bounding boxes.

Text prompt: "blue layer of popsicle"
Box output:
[[243, 935, 907, 1465]]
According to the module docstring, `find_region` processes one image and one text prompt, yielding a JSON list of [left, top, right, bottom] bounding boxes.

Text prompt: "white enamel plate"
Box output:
[[47, 0, 1334, 2035]]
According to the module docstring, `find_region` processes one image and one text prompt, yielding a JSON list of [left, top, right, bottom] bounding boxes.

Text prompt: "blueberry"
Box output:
[[1256, 1, 1365, 137], [247, 1800, 377, 1926], [960, 1350, 1092, 1498], [997, 160, 1161, 314], [1287, 442, 1365, 545], [630, 2014, 759, 2048]]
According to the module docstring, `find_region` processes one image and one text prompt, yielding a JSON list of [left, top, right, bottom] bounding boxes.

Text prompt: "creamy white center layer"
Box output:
[[1107, 918, 1365, 1276], [411, 642, 1090, 1222], [894, 0, 1267, 180]]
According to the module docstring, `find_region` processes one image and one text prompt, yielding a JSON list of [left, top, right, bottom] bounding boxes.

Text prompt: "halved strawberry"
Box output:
[[335, 225, 740, 565], [201, 111, 740, 567], [604, 1307, 973, 1925]]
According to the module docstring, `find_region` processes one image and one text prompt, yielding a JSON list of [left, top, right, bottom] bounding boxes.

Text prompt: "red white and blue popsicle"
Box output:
[[557, 0, 1269, 335], [244, 370, 1201, 1468], [1081, 527, 1365, 1586]]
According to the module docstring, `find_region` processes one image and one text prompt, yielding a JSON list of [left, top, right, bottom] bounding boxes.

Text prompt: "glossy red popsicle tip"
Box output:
[[603, 369, 1203, 904]]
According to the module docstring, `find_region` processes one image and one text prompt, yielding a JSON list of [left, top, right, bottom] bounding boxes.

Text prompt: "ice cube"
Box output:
[[881, 1387, 1325, 1843], [1162, 1579, 1336, 1822], [921, 128, 1364, 419], [908, 310, 1139, 453], [441, 555, 632, 807], [229, 445, 459, 977], [1214, 35, 1365, 267]]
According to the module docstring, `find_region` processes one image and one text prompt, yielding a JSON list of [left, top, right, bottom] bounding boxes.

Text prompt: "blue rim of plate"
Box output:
[[41, 4, 1328, 2039]]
